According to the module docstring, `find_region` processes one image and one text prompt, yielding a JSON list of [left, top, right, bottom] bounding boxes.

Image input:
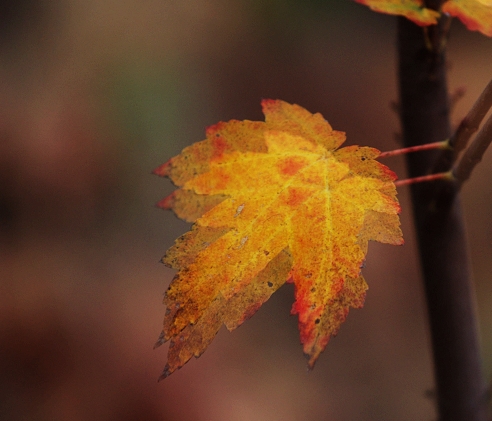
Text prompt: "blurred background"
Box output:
[[0, 1, 491, 420]]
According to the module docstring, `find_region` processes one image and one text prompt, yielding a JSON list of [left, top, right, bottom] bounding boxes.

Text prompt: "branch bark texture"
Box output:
[[397, 15, 488, 421]]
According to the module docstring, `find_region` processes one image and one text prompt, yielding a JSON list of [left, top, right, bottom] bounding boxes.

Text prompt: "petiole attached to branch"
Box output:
[[394, 171, 452, 187], [379, 140, 450, 158], [382, 78, 492, 189]]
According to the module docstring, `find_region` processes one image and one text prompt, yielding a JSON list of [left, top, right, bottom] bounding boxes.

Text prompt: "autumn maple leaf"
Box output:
[[355, 0, 492, 36], [153, 100, 403, 379]]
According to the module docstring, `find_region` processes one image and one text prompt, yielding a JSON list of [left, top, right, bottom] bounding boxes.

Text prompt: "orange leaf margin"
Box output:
[[442, 0, 492, 36]]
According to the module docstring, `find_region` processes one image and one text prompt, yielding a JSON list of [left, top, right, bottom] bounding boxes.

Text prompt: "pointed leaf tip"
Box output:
[[158, 365, 171, 382], [153, 160, 173, 177], [154, 331, 165, 349], [156, 192, 176, 210]]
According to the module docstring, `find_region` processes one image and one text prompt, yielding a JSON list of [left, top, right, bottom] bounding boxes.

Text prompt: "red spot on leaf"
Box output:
[[212, 136, 227, 159], [278, 157, 307, 176], [286, 187, 310, 207], [207, 122, 231, 159], [330, 277, 344, 295]]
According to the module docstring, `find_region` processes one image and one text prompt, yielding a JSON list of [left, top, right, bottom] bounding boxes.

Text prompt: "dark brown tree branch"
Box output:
[[397, 9, 488, 421]]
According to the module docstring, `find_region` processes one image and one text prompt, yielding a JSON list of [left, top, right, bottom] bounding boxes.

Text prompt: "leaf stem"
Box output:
[[379, 140, 449, 158], [394, 171, 451, 187]]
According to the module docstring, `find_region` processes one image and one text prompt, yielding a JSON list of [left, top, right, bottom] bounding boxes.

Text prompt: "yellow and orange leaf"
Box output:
[[154, 100, 403, 379], [442, 0, 492, 36], [354, 0, 440, 26], [355, 0, 492, 36]]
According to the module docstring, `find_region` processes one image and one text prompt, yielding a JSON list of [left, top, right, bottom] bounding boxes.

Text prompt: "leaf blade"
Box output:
[[155, 100, 403, 377]]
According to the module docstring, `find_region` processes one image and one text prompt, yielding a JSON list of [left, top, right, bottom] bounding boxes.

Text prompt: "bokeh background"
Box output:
[[1, 1, 491, 420]]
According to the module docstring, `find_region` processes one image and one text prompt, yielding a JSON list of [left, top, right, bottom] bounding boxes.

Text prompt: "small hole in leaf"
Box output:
[[361, 157, 366, 161], [315, 319, 320, 324], [267, 281, 273, 287]]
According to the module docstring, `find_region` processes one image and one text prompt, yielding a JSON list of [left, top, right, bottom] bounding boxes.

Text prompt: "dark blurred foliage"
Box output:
[[0, 1, 491, 420], [0, 0, 44, 41]]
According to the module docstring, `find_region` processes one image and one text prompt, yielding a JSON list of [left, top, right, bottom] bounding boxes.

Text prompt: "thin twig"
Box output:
[[449, 78, 492, 159], [453, 113, 492, 187]]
